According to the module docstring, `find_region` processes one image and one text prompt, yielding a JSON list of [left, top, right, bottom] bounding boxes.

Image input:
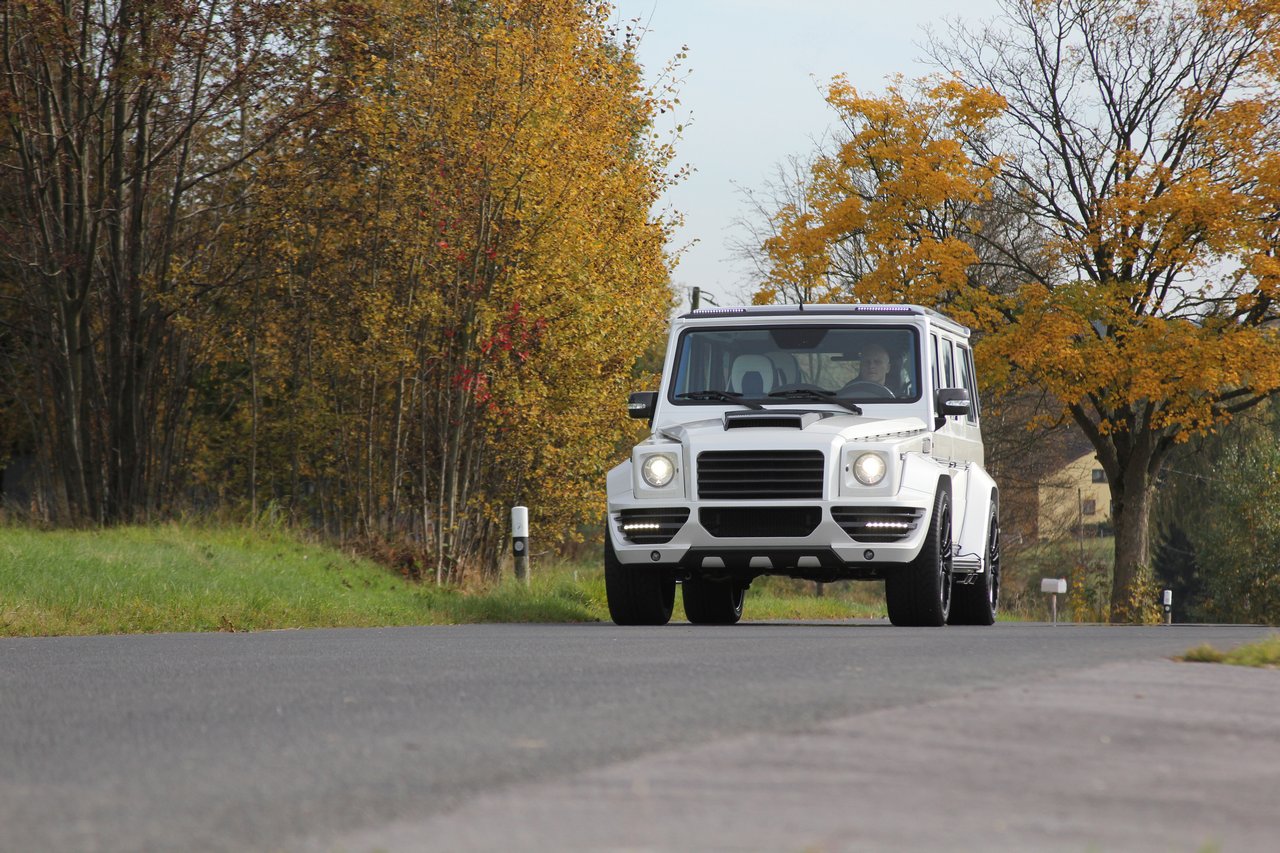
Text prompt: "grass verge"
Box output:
[[0, 525, 887, 636], [0, 525, 600, 635], [1181, 635, 1280, 667]]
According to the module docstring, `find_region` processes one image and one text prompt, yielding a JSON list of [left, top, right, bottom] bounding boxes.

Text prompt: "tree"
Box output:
[[193, 0, 677, 579], [1156, 402, 1280, 624], [754, 77, 1006, 321], [0, 0, 328, 522], [756, 0, 1280, 621]]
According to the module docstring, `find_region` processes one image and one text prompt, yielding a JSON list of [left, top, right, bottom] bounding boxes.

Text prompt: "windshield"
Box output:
[[669, 325, 921, 405]]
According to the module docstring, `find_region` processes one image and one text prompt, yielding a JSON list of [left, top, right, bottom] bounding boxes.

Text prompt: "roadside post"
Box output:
[[512, 506, 529, 586], [1162, 589, 1173, 625], [1041, 578, 1067, 624]]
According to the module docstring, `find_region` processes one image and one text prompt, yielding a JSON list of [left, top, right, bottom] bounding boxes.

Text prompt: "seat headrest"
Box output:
[[729, 354, 774, 395]]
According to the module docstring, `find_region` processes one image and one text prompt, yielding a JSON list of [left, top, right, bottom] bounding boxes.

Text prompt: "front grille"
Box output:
[[700, 507, 821, 538], [617, 508, 690, 544], [697, 450, 825, 499], [832, 506, 925, 543]]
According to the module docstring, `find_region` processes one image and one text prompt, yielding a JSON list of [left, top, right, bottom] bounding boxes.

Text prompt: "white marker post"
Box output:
[[1162, 589, 1173, 625], [1041, 578, 1067, 624], [512, 506, 529, 587]]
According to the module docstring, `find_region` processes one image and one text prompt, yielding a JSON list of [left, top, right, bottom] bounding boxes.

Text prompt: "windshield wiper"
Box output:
[[767, 389, 863, 415], [676, 390, 765, 410]]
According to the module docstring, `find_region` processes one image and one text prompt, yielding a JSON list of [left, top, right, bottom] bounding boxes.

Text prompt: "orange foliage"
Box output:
[[757, 76, 1004, 326]]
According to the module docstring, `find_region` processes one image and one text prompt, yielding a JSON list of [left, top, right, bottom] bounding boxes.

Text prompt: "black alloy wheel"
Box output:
[[604, 537, 675, 625], [949, 506, 1000, 626], [682, 576, 746, 625], [885, 487, 953, 627]]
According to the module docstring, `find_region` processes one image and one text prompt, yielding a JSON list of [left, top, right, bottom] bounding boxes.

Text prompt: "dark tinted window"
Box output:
[[957, 345, 978, 423], [941, 338, 956, 387]]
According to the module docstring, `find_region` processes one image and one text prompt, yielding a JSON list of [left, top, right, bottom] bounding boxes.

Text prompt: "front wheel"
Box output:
[[885, 487, 953, 627], [604, 538, 675, 626], [682, 577, 745, 625]]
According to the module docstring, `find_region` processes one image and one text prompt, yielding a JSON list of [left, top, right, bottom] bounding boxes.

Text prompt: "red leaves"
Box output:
[[452, 366, 493, 406], [478, 302, 546, 366]]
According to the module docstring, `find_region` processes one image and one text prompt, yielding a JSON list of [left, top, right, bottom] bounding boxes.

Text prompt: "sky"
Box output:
[[611, 0, 1003, 309]]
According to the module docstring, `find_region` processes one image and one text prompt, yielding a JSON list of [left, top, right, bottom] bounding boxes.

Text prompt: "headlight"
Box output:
[[852, 452, 886, 486], [641, 454, 677, 488]]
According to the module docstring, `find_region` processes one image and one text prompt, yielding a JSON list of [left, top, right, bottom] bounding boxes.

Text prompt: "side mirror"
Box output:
[[627, 391, 657, 421], [934, 388, 970, 428]]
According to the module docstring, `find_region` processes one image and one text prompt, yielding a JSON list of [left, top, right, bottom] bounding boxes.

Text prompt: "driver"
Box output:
[[856, 343, 892, 388]]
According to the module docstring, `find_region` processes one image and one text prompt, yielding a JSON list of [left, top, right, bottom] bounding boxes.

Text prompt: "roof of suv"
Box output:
[[678, 304, 970, 337]]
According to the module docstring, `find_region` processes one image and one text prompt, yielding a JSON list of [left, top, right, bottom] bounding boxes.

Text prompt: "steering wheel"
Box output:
[[839, 379, 895, 399]]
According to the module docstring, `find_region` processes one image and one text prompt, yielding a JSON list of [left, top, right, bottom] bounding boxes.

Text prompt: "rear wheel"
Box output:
[[682, 577, 745, 625], [949, 507, 1000, 626], [604, 538, 675, 626], [885, 487, 953, 627]]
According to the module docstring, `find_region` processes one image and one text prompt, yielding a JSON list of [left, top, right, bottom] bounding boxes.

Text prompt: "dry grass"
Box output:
[[1181, 635, 1280, 667]]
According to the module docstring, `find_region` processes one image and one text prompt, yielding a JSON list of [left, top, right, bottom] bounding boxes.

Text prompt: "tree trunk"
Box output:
[[1109, 473, 1152, 623], [1104, 426, 1174, 624]]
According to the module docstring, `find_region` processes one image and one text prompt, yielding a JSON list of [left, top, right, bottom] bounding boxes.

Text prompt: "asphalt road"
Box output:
[[2, 621, 1277, 852]]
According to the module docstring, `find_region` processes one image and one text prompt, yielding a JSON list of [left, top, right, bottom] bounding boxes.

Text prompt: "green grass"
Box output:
[[0, 524, 600, 635], [0, 525, 887, 636], [1181, 635, 1280, 667]]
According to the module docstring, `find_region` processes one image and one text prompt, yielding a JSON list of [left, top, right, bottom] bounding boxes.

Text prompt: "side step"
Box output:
[[952, 554, 983, 578]]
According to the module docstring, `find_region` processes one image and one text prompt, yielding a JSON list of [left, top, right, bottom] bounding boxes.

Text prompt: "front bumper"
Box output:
[[606, 495, 934, 572]]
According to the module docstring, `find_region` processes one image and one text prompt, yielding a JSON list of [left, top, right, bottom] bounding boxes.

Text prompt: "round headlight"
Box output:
[[853, 452, 887, 486], [641, 454, 676, 488]]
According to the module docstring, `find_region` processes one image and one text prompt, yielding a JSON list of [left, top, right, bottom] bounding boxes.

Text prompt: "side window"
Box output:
[[941, 338, 956, 388], [930, 334, 940, 390], [966, 347, 981, 418], [957, 345, 978, 423]]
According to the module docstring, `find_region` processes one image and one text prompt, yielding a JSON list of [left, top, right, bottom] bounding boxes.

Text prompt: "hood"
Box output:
[[657, 411, 928, 444]]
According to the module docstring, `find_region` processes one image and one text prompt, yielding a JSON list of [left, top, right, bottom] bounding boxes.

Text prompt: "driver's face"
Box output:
[[859, 346, 890, 384]]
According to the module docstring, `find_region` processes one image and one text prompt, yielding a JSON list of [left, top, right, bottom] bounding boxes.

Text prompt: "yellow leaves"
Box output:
[[757, 75, 1003, 317], [179, 0, 675, 566]]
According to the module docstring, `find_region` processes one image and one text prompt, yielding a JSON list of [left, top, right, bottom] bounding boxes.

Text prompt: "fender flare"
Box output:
[[956, 467, 999, 573]]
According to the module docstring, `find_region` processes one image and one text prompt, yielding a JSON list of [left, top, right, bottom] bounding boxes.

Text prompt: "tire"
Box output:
[[949, 506, 1000, 626], [682, 577, 745, 625], [885, 486, 953, 627], [604, 537, 675, 626]]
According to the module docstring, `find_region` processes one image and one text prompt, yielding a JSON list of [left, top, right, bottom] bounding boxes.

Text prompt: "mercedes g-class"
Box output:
[[605, 304, 999, 627]]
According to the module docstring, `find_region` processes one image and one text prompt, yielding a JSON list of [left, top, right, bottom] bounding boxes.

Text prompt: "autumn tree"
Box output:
[[757, 0, 1280, 621], [195, 0, 676, 579], [0, 0, 328, 522]]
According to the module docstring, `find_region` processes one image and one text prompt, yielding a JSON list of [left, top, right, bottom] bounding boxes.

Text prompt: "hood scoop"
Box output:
[[723, 410, 830, 430]]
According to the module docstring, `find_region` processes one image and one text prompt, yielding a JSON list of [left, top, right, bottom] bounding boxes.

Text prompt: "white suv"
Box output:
[[605, 304, 999, 627]]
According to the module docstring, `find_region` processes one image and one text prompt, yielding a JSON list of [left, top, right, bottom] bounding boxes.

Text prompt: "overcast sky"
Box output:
[[611, 1, 1004, 308]]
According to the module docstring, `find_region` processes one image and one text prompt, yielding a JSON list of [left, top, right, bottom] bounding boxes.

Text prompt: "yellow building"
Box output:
[[1037, 451, 1112, 540]]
